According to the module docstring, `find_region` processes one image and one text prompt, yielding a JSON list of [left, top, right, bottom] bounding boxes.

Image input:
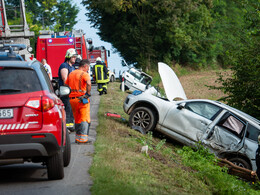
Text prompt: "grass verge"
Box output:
[[90, 81, 260, 195]]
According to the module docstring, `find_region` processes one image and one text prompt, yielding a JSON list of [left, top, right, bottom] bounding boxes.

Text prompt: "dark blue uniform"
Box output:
[[58, 62, 75, 127]]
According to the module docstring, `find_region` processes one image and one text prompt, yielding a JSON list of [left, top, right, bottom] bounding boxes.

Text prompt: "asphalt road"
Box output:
[[0, 85, 100, 195]]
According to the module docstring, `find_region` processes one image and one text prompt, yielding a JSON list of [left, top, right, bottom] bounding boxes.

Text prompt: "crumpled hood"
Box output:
[[158, 62, 187, 101]]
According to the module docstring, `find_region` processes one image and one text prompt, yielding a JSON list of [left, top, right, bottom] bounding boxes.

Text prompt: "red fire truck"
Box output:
[[36, 29, 92, 79], [88, 46, 116, 82], [88, 46, 109, 67], [36, 29, 115, 82]]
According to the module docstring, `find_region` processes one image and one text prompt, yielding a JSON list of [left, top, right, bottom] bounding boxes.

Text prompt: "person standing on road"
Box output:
[[41, 59, 52, 80], [93, 57, 109, 95], [58, 48, 76, 131], [65, 59, 91, 143]]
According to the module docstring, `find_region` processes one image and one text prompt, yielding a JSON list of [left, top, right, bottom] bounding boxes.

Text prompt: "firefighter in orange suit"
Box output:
[[65, 59, 91, 143]]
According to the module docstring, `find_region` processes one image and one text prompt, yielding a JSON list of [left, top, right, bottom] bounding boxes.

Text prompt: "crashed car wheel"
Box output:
[[228, 158, 251, 170], [129, 107, 156, 133], [110, 75, 115, 82]]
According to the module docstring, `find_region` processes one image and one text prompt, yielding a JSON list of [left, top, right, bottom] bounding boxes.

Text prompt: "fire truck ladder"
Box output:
[[74, 36, 82, 56], [0, 0, 34, 38]]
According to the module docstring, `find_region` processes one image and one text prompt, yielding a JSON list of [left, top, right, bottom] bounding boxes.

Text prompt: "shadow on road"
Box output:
[[0, 163, 47, 182]]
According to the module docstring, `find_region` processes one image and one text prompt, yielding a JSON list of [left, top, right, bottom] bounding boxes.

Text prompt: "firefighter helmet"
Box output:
[[65, 48, 77, 58], [96, 57, 102, 62]]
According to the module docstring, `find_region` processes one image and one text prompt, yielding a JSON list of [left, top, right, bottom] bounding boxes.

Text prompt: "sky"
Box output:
[[73, 0, 128, 77]]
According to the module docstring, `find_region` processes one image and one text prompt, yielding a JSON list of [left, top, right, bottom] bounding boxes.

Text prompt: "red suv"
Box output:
[[0, 60, 71, 180]]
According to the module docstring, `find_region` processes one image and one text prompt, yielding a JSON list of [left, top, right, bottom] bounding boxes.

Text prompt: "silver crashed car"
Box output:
[[123, 62, 260, 171]]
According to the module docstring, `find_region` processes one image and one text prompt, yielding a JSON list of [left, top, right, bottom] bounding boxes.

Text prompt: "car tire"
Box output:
[[110, 75, 115, 82], [129, 107, 156, 133], [47, 149, 64, 180], [228, 157, 251, 170], [63, 129, 71, 167]]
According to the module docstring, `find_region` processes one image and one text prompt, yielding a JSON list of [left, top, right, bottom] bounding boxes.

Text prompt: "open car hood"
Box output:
[[158, 62, 187, 101]]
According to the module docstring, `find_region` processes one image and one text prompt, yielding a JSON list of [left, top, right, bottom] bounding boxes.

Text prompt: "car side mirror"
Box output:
[[177, 104, 185, 110], [59, 86, 71, 97]]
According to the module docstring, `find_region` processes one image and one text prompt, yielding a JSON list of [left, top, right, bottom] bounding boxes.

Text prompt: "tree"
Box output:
[[214, 0, 260, 119], [4, 0, 79, 31], [83, 0, 217, 69]]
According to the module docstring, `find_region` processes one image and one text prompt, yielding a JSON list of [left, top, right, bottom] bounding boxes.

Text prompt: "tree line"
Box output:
[[82, 0, 259, 119], [4, 0, 259, 119]]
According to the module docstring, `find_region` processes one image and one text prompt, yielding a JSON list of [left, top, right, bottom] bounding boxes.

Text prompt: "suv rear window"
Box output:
[[0, 67, 42, 94]]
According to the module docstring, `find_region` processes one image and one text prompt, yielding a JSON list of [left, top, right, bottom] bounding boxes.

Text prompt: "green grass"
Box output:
[[89, 81, 260, 195]]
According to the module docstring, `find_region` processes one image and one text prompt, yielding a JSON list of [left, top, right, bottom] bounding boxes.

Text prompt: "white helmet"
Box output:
[[65, 48, 77, 58], [96, 57, 102, 62]]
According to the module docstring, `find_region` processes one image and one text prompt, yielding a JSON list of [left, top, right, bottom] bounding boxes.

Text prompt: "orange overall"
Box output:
[[65, 69, 91, 143]]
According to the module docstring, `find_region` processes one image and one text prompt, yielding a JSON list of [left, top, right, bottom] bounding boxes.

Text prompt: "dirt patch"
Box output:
[[179, 70, 229, 100], [147, 149, 196, 173], [116, 128, 132, 137], [157, 69, 231, 100], [148, 150, 169, 165]]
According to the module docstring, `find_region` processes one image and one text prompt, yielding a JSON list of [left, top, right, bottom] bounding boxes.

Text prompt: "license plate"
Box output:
[[0, 109, 13, 119]]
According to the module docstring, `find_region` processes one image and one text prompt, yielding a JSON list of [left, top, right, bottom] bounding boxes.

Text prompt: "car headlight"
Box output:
[[27, 46, 33, 53]]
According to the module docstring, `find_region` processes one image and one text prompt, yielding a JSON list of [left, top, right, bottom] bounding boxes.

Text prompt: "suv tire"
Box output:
[[47, 149, 64, 180], [110, 75, 115, 82], [129, 107, 156, 133], [228, 157, 251, 170], [63, 130, 71, 167]]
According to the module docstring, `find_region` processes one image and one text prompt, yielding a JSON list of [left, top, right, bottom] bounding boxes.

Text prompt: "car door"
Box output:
[[131, 76, 146, 91], [161, 101, 222, 143], [201, 111, 247, 152], [125, 69, 146, 91]]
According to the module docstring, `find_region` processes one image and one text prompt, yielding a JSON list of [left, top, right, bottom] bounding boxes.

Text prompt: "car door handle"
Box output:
[[126, 75, 129, 77], [200, 121, 208, 125]]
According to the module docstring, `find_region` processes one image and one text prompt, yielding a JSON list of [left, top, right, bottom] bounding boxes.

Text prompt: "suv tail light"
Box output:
[[25, 96, 55, 112]]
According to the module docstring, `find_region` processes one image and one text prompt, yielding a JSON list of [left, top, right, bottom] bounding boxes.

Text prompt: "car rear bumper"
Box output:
[[0, 133, 60, 160]]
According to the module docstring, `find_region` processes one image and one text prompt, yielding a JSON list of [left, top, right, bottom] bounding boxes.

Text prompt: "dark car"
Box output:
[[0, 60, 71, 180]]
